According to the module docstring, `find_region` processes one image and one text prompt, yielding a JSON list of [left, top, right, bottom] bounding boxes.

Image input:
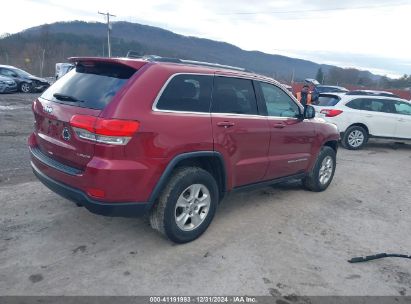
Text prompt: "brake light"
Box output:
[[70, 115, 140, 145], [320, 109, 343, 117]]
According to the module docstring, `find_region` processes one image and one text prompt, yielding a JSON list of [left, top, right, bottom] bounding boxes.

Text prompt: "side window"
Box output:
[[394, 101, 411, 116], [368, 100, 385, 112], [346, 98, 383, 111], [260, 82, 300, 118], [1, 69, 15, 77], [379, 99, 396, 113], [156, 74, 213, 112], [346, 98, 364, 110], [211, 77, 258, 115]]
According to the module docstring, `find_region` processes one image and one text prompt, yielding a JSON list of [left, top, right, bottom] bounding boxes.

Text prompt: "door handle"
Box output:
[[273, 122, 286, 129], [398, 118, 405, 122], [217, 121, 235, 128], [366, 114, 373, 118]]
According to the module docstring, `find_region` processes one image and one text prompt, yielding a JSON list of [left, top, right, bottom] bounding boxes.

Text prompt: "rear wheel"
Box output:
[[149, 167, 218, 243], [303, 146, 336, 192], [20, 82, 32, 93], [342, 125, 368, 150]]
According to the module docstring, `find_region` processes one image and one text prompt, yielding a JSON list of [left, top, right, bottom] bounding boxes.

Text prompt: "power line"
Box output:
[[218, 2, 410, 15], [98, 11, 116, 57]]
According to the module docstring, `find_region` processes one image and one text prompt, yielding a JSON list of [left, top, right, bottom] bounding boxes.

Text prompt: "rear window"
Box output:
[[41, 62, 136, 110], [346, 98, 364, 110], [156, 74, 213, 112], [315, 95, 341, 106]]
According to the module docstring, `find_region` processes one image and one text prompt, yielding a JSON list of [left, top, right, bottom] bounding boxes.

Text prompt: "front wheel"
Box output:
[[20, 82, 32, 93], [303, 146, 336, 192], [149, 167, 218, 243]]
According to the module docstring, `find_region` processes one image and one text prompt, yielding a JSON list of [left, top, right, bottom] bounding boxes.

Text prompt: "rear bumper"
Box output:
[[31, 161, 152, 217]]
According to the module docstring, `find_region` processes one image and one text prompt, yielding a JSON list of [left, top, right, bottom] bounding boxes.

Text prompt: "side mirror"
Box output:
[[304, 105, 316, 119]]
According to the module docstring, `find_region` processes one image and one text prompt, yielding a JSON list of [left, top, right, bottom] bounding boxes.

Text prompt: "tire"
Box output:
[[20, 82, 32, 93], [303, 146, 336, 192], [149, 167, 218, 243], [342, 125, 368, 150]]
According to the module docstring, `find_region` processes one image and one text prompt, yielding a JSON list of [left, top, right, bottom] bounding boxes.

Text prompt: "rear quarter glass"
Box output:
[[41, 62, 136, 110]]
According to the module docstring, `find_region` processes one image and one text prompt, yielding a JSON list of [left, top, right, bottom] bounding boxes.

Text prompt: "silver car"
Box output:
[[0, 75, 17, 93]]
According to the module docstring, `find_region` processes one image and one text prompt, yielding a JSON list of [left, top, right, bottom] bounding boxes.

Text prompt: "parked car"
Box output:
[[313, 93, 411, 149], [312, 85, 348, 101], [0, 65, 50, 93], [0, 75, 18, 93], [28, 56, 339, 243], [55, 63, 74, 80]]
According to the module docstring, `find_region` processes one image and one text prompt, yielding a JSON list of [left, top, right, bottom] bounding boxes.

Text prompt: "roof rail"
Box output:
[[346, 90, 400, 98], [180, 59, 246, 72], [125, 52, 247, 72]]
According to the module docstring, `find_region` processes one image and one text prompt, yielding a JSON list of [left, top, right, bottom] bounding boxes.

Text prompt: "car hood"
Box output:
[[28, 76, 49, 83]]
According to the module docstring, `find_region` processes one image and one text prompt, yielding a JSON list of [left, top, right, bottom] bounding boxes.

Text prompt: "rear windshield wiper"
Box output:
[[53, 93, 84, 103]]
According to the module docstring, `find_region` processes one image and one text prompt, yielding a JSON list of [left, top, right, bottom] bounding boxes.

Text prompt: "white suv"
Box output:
[[312, 93, 411, 149]]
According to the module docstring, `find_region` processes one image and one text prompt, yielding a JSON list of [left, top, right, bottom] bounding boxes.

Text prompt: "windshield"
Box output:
[[41, 62, 136, 110]]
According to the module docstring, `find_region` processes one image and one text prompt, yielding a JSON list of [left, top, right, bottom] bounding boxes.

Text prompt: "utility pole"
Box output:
[[98, 11, 116, 57], [40, 49, 45, 77]]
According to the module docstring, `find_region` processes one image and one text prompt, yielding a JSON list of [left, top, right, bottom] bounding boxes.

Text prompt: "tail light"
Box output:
[[320, 109, 343, 117], [70, 115, 140, 145], [86, 187, 105, 199]]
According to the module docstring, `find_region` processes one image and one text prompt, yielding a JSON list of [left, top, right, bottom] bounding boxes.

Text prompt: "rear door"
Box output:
[[257, 81, 315, 180], [33, 61, 136, 170], [211, 76, 270, 187], [364, 99, 397, 137]]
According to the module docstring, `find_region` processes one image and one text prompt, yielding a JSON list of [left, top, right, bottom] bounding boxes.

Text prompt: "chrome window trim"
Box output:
[[151, 72, 300, 120]]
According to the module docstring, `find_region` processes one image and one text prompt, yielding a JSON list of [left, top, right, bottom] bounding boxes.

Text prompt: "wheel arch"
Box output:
[[324, 140, 338, 153], [148, 151, 227, 204]]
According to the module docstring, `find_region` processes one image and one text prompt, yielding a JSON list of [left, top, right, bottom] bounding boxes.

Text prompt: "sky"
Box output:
[[1, 0, 411, 78]]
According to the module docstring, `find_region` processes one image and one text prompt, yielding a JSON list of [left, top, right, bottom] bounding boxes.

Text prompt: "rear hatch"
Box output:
[[33, 60, 137, 171], [312, 93, 342, 115]]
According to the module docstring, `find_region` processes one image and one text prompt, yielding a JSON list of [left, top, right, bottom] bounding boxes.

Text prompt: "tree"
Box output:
[[315, 68, 324, 84]]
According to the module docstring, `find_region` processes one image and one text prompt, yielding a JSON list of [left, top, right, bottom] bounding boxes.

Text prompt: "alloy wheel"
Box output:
[[174, 184, 211, 231], [347, 130, 364, 148]]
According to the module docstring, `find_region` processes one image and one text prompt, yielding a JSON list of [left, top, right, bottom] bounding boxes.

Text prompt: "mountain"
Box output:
[[0, 21, 380, 84]]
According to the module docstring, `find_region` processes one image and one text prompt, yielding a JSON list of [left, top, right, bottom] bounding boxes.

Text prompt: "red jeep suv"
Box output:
[[28, 56, 339, 243]]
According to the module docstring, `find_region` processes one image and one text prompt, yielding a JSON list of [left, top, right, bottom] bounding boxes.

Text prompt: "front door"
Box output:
[[257, 82, 316, 180]]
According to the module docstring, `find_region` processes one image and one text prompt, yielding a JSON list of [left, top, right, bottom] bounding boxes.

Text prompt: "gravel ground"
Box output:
[[0, 93, 410, 297]]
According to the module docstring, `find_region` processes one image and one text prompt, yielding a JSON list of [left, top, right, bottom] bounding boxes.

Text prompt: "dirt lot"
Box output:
[[0, 93, 410, 297]]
